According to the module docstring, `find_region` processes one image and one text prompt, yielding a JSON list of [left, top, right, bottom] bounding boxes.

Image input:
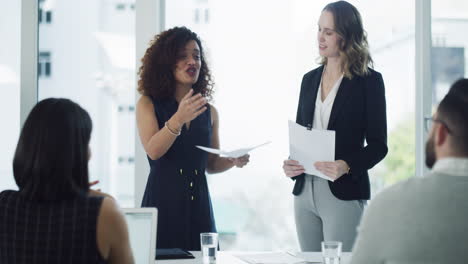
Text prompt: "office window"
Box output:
[[194, 8, 200, 24], [45, 11, 52, 23], [204, 8, 210, 23], [116, 3, 136, 12], [166, 0, 415, 250], [432, 0, 468, 106], [39, 0, 44, 23], [38, 0, 137, 207], [38, 52, 52, 78], [193, 8, 210, 24], [116, 3, 126, 10], [0, 1, 21, 191], [38, 0, 52, 24]]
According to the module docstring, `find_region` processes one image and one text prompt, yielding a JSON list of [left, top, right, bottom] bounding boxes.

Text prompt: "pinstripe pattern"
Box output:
[[0, 190, 106, 264]]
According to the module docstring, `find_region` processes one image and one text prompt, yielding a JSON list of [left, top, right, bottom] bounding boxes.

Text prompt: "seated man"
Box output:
[[350, 79, 468, 264]]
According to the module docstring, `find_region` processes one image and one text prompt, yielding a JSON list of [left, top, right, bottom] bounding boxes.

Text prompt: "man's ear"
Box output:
[[434, 123, 449, 147]]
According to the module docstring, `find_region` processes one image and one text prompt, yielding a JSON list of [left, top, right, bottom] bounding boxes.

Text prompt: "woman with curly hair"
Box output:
[[282, 1, 388, 251], [136, 26, 249, 250]]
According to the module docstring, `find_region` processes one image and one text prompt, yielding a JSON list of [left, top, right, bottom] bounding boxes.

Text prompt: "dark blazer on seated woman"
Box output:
[[292, 65, 388, 201]]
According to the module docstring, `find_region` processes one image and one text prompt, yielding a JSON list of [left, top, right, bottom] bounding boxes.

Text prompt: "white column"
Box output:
[[20, 0, 38, 126], [415, 0, 432, 177], [134, 0, 165, 207]]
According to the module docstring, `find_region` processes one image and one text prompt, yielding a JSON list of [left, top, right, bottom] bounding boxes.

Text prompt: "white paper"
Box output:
[[287, 252, 323, 263], [288, 120, 335, 181], [235, 252, 306, 264], [291, 252, 352, 264], [196, 141, 271, 158]]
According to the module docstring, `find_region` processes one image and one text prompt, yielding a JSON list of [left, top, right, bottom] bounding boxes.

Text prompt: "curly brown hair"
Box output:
[[137, 26, 214, 101]]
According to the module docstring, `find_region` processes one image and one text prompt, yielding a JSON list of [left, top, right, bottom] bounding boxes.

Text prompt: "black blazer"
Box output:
[[292, 66, 388, 200]]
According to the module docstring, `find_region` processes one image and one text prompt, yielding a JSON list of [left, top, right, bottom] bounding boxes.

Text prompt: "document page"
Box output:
[[288, 120, 335, 181], [196, 141, 270, 158], [235, 252, 305, 264]]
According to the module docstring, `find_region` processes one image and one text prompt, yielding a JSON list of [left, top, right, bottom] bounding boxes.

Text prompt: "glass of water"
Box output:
[[321, 241, 342, 264], [200, 232, 218, 264]]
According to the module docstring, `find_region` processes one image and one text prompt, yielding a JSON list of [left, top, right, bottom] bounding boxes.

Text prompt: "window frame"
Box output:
[[20, 0, 433, 206]]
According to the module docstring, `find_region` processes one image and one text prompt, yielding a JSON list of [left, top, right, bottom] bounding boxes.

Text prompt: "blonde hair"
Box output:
[[320, 1, 373, 79]]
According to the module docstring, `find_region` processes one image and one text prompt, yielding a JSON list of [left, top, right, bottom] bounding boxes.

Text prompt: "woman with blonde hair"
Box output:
[[282, 1, 388, 251]]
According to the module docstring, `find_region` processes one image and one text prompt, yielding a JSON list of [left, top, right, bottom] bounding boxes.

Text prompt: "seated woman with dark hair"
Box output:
[[0, 98, 134, 264]]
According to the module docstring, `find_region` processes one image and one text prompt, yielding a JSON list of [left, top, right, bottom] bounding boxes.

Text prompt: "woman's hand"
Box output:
[[89, 180, 100, 191], [228, 154, 250, 168], [283, 159, 305, 178], [88, 180, 114, 199], [174, 89, 207, 125], [314, 160, 349, 181]]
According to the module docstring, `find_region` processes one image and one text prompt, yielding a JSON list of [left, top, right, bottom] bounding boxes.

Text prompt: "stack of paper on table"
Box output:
[[235, 252, 306, 264]]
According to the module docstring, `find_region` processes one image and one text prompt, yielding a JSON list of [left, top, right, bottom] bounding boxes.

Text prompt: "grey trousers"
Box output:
[[294, 175, 365, 252]]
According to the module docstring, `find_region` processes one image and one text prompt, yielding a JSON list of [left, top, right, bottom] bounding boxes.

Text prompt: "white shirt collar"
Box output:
[[432, 157, 468, 177], [313, 74, 343, 130], [317, 74, 343, 106]]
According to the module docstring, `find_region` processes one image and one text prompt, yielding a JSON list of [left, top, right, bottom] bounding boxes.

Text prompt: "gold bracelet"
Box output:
[[165, 121, 181, 136]]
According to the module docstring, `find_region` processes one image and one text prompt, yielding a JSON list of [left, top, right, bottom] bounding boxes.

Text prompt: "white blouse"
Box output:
[[313, 73, 344, 130]]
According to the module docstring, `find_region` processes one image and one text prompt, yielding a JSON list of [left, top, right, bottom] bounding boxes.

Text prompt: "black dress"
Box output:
[[141, 97, 217, 250]]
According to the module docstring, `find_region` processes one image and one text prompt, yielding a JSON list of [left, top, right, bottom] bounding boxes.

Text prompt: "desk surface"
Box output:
[[156, 251, 352, 263]]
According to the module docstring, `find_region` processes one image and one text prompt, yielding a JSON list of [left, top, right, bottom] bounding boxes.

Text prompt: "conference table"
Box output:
[[157, 251, 352, 263]]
